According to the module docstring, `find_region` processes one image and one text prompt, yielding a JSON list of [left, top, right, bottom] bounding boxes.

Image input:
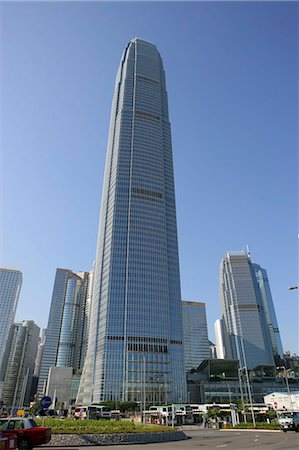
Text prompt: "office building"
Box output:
[[214, 318, 227, 359], [33, 329, 46, 378], [1, 320, 40, 407], [77, 38, 186, 405], [219, 250, 274, 369], [209, 340, 218, 359], [46, 366, 81, 410], [37, 268, 93, 395], [252, 263, 284, 360], [187, 359, 299, 404], [30, 329, 46, 400], [0, 266, 22, 396], [182, 301, 210, 371]]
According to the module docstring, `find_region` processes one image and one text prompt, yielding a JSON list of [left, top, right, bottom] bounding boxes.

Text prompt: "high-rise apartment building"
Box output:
[[219, 250, 275, 369], [182, 301, 210, 371], [1, 320, 40, 407], [77, 38, 186, 405], [0, 266, 22, 396], [37, 268, 93, 395]]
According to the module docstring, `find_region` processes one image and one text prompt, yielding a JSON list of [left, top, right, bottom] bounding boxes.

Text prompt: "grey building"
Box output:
[[46, 367, 81, 410], [37, 268, 93, 395], [2, 320, 40, 407], [77, 38, 186, 405], [182, 301, 210, 371], [219, 250, 275, 369], [0, 267, 22, 395]]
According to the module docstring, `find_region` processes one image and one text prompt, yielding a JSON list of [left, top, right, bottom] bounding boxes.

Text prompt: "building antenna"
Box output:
[[246, 244, 251, 259]]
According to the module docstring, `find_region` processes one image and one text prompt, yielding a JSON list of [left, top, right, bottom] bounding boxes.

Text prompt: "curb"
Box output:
[[220, 428, 281, 433]]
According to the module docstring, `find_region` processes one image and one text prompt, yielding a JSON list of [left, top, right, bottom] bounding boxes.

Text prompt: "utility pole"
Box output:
[[277, 366, 294, 412]]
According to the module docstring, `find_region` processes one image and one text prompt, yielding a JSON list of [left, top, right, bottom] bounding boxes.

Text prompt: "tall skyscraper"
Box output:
[[182, 301, 210, 371], [219, 250, 275, 369], [252, 263, 284, 360], [0, 266, 22, 396], [1, 320, 40, 407], [77, 38, 186, 405], [37, 268, 92, 395]]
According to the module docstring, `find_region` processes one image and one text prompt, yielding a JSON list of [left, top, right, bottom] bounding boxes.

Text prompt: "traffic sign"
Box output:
[[40, 396, 52, 409]]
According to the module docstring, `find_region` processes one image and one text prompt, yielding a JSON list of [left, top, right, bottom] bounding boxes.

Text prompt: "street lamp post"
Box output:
[[238, 367, 246, 423], [142, 354, 145, 422], [277, 366, 294, 411]]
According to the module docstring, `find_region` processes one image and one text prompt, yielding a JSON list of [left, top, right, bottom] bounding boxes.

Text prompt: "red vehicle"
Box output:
[[0, 418, 51, 449], [0, 431, 17, 450]]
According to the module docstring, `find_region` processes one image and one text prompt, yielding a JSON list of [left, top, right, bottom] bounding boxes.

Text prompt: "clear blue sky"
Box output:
[[1, 1, 298, 353]]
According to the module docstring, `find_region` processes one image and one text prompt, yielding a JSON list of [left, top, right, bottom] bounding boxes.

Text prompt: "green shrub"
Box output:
[[227, 422, 280, 430], [36, 418, 172, 434]]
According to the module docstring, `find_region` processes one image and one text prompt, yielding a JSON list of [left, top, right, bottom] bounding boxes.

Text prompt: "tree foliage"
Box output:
[[206, 407, 221, 418]]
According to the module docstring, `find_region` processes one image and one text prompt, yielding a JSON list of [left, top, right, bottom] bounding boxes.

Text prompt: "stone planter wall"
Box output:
[[44, 431, 188, 446]]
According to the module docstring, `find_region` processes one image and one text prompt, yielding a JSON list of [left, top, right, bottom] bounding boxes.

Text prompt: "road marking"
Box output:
[[216, 445, 228, 448], [254, 438, 259, 441]]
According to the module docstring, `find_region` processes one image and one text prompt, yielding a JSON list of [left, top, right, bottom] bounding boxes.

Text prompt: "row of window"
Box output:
[[105, 335, 168, 344]]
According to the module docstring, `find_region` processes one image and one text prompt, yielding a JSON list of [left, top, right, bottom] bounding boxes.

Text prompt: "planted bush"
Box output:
[[36, 418, 172, 434], [228, 422, 280, 430]]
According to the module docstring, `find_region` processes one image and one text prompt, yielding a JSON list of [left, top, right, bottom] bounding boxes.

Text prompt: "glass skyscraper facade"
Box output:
[[182, 301, 210, 371], [219, 251, 275, 369], [1, 320, 40, 407], [252, 263, 284, 359], [37, 268, 92, 395], [77, 38, 186, 405], [0, 266, 22, 397]]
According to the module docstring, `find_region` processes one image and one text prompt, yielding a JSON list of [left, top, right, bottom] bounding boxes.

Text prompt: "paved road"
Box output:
[[70, 429, 299, 450]]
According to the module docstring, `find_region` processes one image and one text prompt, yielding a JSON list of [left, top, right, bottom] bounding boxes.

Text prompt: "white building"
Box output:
[[264, 391, 299, 411], [214, 319, 226, 359]]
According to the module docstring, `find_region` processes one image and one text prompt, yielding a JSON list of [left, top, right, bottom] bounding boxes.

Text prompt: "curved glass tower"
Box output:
[[252, 263, 284, 360], [219, 251, 275, 369], [77, 38, 186, 405]]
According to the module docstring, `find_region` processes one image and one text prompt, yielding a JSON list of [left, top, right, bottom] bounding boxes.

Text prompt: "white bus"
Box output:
[[73, 405, 112, 419]]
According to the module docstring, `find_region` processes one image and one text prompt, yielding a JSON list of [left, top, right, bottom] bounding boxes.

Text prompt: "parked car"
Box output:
[[278, 411, 299, 432], [0, 418, 51, 449]]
